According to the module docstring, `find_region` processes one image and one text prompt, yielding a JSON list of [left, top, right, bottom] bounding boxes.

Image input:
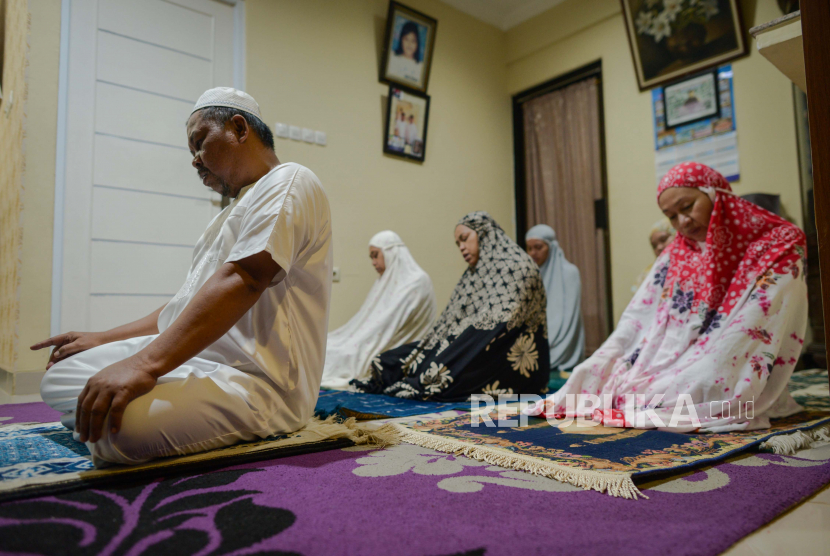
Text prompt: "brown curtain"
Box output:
[[523, 77, 609, 355]]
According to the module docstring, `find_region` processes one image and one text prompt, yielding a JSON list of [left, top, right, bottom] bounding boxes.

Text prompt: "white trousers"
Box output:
[[40, 335, 291, 467]]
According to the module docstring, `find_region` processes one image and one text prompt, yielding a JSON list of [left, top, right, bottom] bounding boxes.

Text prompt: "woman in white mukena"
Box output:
[[321, 231, 436, 389]]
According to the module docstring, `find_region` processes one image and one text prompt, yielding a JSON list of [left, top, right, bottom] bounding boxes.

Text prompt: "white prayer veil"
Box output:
[[321, 231, 437, 389]]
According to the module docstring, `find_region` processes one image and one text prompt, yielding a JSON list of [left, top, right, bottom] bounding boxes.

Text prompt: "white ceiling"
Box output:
[[439, 0, 568, 31]]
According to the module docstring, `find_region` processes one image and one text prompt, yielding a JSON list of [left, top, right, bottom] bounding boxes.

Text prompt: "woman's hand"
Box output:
[[30, 332, 110, 370]]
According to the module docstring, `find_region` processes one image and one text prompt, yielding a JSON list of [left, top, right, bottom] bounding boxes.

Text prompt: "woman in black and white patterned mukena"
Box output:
[[351, 211, 549, 401]]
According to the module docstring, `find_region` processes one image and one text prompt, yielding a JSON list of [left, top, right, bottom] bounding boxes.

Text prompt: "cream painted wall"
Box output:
[[0, 0, 27, 374], [3, 0, 514, 392], [4, 0, 804, 393], [246, 0, 514, 330], [0, 0, 60, 390], [17, 0, 60, 374], [505, 0, 803, 323]]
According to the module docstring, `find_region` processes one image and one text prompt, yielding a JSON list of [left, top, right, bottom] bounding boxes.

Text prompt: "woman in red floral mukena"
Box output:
[[527, 162, 808, 433]]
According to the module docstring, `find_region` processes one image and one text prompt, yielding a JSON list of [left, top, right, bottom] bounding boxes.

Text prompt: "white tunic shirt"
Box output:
[[157, 162, 333, 427], [405, 122, 419, 145]]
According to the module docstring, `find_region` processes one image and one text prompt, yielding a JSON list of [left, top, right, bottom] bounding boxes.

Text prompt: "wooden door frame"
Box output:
[[800, 1, 830, 379], [511, 60, 613, 334]]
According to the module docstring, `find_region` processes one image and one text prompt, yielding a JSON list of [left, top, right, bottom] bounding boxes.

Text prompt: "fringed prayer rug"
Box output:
[[315, 389, 468, 419], [392, 369, 830, 499], [0, 416, 398, 502]]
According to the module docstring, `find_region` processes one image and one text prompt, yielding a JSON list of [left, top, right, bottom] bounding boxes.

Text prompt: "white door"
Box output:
[[56, 0, 240, 333]]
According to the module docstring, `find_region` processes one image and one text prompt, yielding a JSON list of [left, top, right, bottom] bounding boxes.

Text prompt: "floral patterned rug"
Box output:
[[0, 439, 828, 555], [314, 370, 569, 421], [393, 370, 830, 499], [0, 417, 398, 502]]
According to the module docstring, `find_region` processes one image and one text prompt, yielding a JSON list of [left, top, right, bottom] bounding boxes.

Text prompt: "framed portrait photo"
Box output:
[[663, 70, 719, 128], [380, 1, 437, 94], [621, 0, 747, 90], [384, 86, 430, 162]]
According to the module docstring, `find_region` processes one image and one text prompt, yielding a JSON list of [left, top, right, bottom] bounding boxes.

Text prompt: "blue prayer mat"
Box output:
[[315, 390, 468, 420]]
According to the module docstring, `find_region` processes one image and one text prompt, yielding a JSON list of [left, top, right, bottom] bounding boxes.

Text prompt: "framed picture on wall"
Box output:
[[380, 1, 437, 94], [620, 0, 747, 90], [384, 85, 430, 161], [663, 70, 719, 128]]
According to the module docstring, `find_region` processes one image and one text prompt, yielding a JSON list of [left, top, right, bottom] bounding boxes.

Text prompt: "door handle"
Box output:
[[594, 199, 608, 230]]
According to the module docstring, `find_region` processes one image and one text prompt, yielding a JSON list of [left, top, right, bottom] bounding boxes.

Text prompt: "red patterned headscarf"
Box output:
[[657, 162, 805, 317]]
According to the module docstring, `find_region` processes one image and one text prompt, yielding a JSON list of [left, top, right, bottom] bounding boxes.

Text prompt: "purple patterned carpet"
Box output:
[[0, 401, 61, 425], [1, 444, 829, 555], [1, 402, 830, 555]]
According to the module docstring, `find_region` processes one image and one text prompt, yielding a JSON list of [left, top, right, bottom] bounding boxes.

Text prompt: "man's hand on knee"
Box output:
[[31, 332, 109, 369], [76, 357, 158, 443]]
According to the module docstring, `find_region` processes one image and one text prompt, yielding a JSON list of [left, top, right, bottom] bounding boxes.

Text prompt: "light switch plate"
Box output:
[[314, 131, 327, 146], [289, 125, 302, 141], [332, 267, 341, 282], [275, 122, 289, 138], [302, 128, 315, 143]]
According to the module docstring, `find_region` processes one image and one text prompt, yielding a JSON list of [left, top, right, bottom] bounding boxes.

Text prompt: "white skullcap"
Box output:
[[191, 87, 262, 119]]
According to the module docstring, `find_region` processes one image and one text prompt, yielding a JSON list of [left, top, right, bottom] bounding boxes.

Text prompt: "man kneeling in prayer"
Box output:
[[33, 88, 332, 466]]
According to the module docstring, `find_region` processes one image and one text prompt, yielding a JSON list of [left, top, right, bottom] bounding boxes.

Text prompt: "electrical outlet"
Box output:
[[314, 131, 327, 146], [302, 128, 315, 143], [289, 125, 302, 141], [275, 122, 289, 138], [332, 267, 341, 282]]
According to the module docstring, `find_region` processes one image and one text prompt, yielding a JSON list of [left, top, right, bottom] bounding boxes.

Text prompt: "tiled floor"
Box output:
[[724, 491, 830, 555], [724, 443, 830, 555]]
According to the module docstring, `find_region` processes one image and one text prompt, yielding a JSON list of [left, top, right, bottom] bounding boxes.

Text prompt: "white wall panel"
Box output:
[[90, 241, 192, 295], [93, 134, 211, 200], [98, 0, 212, 58], [95, 81, 192, 148], [97, 30, 211, 102], [91, 187, 213, 245], [90, 295, 172, 332]]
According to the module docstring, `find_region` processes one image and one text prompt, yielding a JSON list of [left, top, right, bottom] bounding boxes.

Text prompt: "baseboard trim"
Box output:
[[0, 367, 45, 398], [0, 391, 43, 404]]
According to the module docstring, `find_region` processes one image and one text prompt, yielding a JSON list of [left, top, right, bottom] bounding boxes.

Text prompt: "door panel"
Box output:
[[60, 0, 235, 333], [93, 134, 207, 199], [96, 30, 212, 102], [97, 0, 212, 58], [90, 295, 174, 332], [90, 242, 193, 295], [91, 187, 213, 246], [95, 82, 193, 147]]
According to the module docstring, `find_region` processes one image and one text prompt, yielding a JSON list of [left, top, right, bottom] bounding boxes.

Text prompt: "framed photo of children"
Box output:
[[620, 0, 747, 91], [384, 86, 430, 161], [380, 1, 437, 94]]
